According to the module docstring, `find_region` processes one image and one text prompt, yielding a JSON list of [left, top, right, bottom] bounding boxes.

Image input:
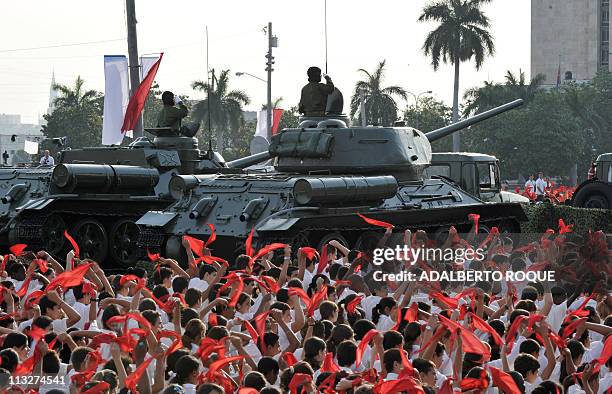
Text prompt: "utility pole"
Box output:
[[265, 22, 278, 142], [126, 0, 143, 138]]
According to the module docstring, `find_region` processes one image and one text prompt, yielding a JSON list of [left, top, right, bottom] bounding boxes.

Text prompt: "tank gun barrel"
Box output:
[[425, 99, 524, 143], [226, 151, 271, 169]]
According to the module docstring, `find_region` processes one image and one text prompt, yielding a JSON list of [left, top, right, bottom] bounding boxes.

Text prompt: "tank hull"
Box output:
[[136, 172, 527, 263]]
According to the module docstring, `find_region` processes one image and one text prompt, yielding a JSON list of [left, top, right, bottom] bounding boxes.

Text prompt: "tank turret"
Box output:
[[228, 98, 523, 181]]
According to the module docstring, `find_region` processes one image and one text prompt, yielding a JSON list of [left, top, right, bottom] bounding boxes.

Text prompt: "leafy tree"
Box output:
[[562, 71, 612, 157], [143, 82, 164, 129], [463, 91, 591, 180], [349, 60, 408, 126], [463, 70, 545, 115], [403, 96, 453, 151], [419, 0, 495, 151], [277, 106, 300, 130], [191, 69, 250, 154], [42, 76, 103, 148], [222, 118, 256, 161]]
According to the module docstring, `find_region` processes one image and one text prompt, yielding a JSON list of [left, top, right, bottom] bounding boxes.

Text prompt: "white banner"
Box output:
[[140, 56, 160, 81], [255, 110, 269, 142], [102, 55, 129, 145], [24, 140, 38, 155]]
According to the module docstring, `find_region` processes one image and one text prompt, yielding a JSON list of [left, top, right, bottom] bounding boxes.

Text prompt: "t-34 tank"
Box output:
[[137, 98, 527, 261], [0, 124, 240, 265]]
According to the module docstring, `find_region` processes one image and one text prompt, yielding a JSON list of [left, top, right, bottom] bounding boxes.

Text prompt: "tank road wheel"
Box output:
[[317, 232, 350, 252], [42, 214, 67, 255], [72, 218, 108, 264], [109, 220, 140, 267]]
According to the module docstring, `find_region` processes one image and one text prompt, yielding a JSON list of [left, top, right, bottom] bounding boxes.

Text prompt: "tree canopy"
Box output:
[[42, 76, 103, 149], [349, 60, 407, 126], [191, 70, 250, 154]]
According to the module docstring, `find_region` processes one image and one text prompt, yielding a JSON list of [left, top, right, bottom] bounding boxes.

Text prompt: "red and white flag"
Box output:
[[121, 53, 164, 133], [255, 108, 284, 142]]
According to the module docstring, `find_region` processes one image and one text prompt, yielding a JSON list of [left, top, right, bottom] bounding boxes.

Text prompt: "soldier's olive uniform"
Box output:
[[298, 81, 335, 116], [157, 104, 189, 130]]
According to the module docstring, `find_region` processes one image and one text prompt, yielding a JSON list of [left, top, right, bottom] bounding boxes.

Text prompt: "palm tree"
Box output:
[[350, 60, 408, 126], [192, 69, 250, 153], [419, 0, 495, 151], [463, 70, 545, 115], [504, 70, 545, 102], [53, 76, 101, 109]]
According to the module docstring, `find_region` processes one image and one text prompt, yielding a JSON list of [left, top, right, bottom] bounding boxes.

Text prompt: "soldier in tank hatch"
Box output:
[[298, 66, 334, 116], [157, 90, 189, 131]]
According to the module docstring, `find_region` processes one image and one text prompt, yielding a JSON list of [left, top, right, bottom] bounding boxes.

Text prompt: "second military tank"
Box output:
[[136, 97, 527, 262]]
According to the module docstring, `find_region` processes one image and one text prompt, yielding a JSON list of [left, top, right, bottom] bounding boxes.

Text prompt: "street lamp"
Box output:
[[235, 72, 267, 83], [407, 90, 432, 129]]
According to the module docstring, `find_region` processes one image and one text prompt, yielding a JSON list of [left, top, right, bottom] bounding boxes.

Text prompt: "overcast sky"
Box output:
[[0, 0, 531, 124]]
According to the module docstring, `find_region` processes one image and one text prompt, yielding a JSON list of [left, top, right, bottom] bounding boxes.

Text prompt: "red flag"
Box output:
[[374, 377, 425, 394], [317, 244, 329, 275], [321, 352, 341, 373], [549, 331, 567, 350], [489, 366, 520, 394], [254, 311, 271, 352], [250, 243, 288, 268], [356, 329, 379, 367], [439, 315, 491, 361], [470, 313, 504, 347], [346, 295, 363, 315], [27, 325, 47, 342], [228, 276, 244, 308], [468, 213, 480, 234], [46, 262, 92, 292], [184, 235, 205, 257], [438, 379, 455, 394], [34, 258, 48, 273], [505, 315, 527, 353], [597, 335, 612, 365], [238, 389, 259, 394], [205, 223, 217, 247], [282, 352, 298, 367], [207, 355, 245, 379], [208, 313, 218, 327], [403, 302, 419, 323], [288, 373, 313, 394], [260, 275, 280, 294], [81, 382, 111, 394], [398, 348, 417, 379], [14, 349, 41, 375], [300, 246, 319, 261], [119, 274, 140, 287], [121, 53, 163, 132], [245, 228, 254, 257], [429, 291, 459, 309], [562, 317, 587, 339], [9, 244, 27, 256], [125, 356, 156, 391], [357, 213, 394, 229], [307, 285, 328, 317], [158, 330, 183, 355], [146, 249, 160, 262], [244, 320, 258, 344], [460, 370, 489, 391], [64, 230, 80, 259], [16, 275, 34, 298]]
